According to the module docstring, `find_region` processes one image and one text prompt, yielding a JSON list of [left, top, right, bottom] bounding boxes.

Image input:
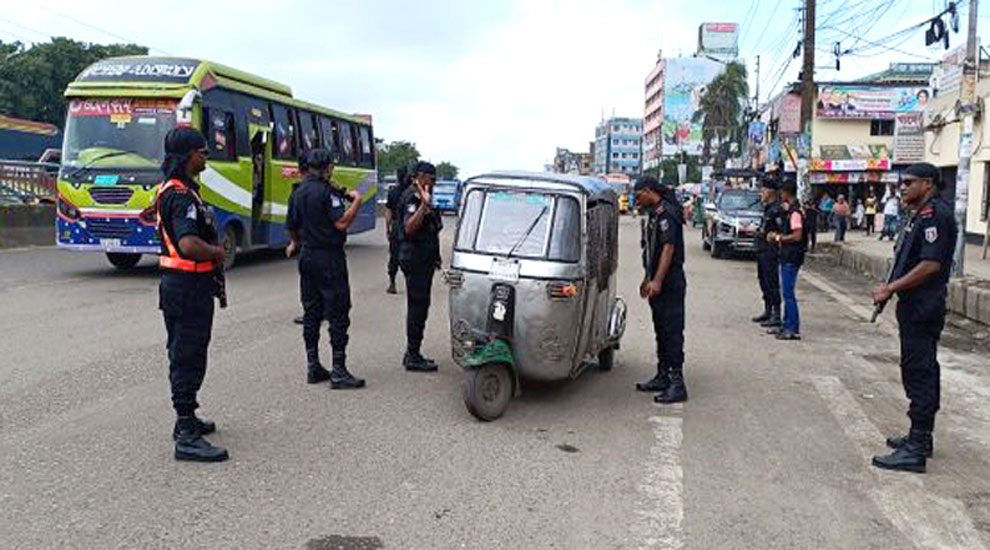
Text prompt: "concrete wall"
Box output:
[[811, 242, 990, 327], [0, 204, 55, 248]]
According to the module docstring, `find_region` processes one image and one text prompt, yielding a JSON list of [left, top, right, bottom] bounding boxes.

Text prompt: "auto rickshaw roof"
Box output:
[[466, 171, 615, 201]]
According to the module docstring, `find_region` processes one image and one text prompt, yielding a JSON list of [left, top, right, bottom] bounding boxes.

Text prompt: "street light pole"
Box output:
[[952, 0, 979, 277]]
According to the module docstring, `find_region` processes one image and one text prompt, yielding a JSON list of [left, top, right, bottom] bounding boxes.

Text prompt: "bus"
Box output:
[[56, 56, 377, 269]]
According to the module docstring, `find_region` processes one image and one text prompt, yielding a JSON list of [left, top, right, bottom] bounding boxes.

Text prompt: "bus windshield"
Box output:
[[62, 98, 176, 170]]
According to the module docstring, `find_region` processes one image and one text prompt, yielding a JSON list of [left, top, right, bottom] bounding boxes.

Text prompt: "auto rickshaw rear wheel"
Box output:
[[464, 362, 512, 421]]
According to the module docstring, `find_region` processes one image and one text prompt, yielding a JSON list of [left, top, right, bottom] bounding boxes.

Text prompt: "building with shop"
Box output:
[[593, 117, 643, 176], [643, 53, 665, 174], [553, 147, 593, 175]]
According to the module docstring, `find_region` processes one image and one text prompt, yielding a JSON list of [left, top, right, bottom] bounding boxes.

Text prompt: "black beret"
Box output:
[[414, 161, 436, 175], [305, 148, 334, 170], [761, 177, 780, 190], [901, 163, 942, 189], [164, 127, 206, 155], [634, 175, 663, 192]]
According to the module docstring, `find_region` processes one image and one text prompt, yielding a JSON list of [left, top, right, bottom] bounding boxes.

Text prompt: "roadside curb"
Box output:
[[809, 242, 990, 326]]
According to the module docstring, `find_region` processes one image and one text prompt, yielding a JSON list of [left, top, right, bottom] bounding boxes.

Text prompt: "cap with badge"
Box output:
[[901, 162, 943, 189]]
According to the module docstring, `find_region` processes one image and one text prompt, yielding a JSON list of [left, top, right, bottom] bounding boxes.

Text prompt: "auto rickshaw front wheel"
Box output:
[[464, 363, 512, 421]]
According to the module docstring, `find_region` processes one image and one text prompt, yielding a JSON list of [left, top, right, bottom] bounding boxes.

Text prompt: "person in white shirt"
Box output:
[[880, 184, 901, 241]]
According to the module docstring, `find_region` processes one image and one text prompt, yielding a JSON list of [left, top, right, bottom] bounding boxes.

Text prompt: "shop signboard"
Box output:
[[778, 93, 802, 134], [893, 112, 925, 164], [810, 144, 891, 171], [816, 85, 930, 119]]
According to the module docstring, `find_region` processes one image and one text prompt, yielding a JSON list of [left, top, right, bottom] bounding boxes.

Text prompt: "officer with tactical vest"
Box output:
[[286, 149, 366, 389], [871, 163, 957, 473], [157, 127, 228, 462], [634, 175, 688, 404], [753, 176, 783, 328]]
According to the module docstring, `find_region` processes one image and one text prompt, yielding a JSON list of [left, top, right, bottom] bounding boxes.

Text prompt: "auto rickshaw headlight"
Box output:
[[57, 194, 81, 221], [547, 281, 580, 300]]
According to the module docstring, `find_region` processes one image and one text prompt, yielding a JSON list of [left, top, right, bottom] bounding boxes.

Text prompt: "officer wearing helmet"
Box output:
[[157, 127, 228, 462], [286, 148, 366, 389]]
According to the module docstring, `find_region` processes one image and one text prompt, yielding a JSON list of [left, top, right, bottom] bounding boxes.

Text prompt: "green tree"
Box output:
[[436, 161, 459, 180], [691, 61, 748, 172], [375, 139, 420, 180], [0, 38, 147, 127]]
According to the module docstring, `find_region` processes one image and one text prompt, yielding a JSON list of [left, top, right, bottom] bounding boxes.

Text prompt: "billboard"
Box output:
[[699, 22, 739, 58], [661, 57, 724, 156], [893, 112, 925, 164], [816, 85, 930, 119]]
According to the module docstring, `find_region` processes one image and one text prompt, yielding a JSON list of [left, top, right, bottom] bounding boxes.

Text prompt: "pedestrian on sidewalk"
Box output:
[[766, 181, 806, 341], [634, 175, 688, 404], [852, 199, 865, 229], [871, 162, 957, 474], [880, 184, 900, 241], [833, 195, 849, 242], [286, 149, 367, 390], [805, 199, 819, 252], [820, 193, 834, 230], [864, 189, 878, 235], [752, 176, 782, 328]]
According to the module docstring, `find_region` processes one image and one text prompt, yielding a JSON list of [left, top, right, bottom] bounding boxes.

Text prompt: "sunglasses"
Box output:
[[194, 148, 209, 156]]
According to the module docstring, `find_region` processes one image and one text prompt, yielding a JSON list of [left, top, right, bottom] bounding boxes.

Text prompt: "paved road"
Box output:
[[2, 217, 989, 549]]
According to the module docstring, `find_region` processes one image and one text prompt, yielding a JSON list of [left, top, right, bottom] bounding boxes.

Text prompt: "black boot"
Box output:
[[330, 351, 366, 389], [885, 432, 934, 458], [636, 371, 670, 392], [171, 414, 216, 440], [174, 416, 228, 462], [306, 347, 332, 384], [386, 278, 397, 295], [404, 350, 438, 372], [654, 372, 688, 404], [293, 315, 305, 325], [760, 306, 781, 328], [751, 303, 771, 323], [872, 430, 930, 473]]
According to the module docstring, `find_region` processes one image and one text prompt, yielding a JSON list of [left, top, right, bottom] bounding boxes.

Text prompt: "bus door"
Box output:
[[248, 123, 271, 246]]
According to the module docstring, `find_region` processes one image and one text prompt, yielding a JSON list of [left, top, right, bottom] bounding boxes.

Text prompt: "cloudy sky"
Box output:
[[1, 0, 982, 177]]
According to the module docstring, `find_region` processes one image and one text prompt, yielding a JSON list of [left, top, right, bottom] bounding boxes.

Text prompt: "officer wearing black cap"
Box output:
[[871, 162, 957, 473], [753, 176, 783, 327], [157, 127, 227, 462], [286, 148, 366, 389], [397, 161, 443, 371], [634, 175, 688, 404]]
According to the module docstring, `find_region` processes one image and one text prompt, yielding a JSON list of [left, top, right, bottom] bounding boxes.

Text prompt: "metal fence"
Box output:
[[0, 160, 58, 204]]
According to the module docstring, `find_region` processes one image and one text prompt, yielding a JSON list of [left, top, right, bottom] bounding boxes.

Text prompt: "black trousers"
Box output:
[[401, 262, 435, 354], [756, 250, 781, 308], [387, 237, 400, 279], [299, 247, 351, 357], [806, 215, 818, 251], [896, 299, 944, 433], [649, 276, 686, 376], [160, 272, 215, 417]]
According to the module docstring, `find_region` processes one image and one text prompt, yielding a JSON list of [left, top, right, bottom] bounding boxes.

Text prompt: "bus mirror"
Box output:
[[177, 89, 201, 126]]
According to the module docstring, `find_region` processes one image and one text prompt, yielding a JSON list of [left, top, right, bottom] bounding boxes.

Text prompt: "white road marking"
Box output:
[[801, 269, 884, 326], [811, 375, 986, 550], [635, 415, 684, 550]]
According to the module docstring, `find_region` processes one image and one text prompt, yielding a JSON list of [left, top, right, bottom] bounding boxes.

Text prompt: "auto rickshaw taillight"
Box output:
[[547, 281, 580, 299]]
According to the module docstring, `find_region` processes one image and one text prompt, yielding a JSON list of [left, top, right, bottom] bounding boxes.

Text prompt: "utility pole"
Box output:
[[754, 55, 761, 111], [798, 0, 816, 203], [952, 0, 979, 277]]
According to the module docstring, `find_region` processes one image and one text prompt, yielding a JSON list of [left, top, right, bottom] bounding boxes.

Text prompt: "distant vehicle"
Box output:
[[378, 174, 397, 206], [432, 179, 461, 214], [701, 188, 763, 258]]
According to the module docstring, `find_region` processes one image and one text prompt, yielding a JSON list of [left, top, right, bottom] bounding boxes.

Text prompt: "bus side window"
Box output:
[[271, 103, 297, 160], [298, 110, 319, 152], [317, 116, 335, 159], [337, 120, 355, 166], [206, 108, 237, 161], [357, 125, 373, 168]]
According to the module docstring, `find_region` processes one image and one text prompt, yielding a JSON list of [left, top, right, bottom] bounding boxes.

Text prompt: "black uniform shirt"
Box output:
[[397, 186, 443, 267], [643, 197, 685, 282], [159, 179, 215, 262], [892, 195, 956, 300], [286, 175, 347, 249], [759, 200, 784, 253], [779, 202, 806, 267]]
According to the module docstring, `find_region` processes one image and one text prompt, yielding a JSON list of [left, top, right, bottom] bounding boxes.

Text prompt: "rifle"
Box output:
[[870, 216, 908, 322], [204, 208, 228, 309]]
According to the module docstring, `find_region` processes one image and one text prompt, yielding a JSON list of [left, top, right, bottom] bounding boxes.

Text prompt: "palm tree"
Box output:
[[691, 61, 749, 172]]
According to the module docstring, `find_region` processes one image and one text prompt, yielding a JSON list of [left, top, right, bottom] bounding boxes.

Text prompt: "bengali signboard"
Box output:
[[661, 57, 724, 156], [810, 144, 891, 171], [816, 86, 930, 120], [699, 22, 739, 58], [77, 58, 200, 83], [893, 112, 925, 164], [747, 122, 766, 145]]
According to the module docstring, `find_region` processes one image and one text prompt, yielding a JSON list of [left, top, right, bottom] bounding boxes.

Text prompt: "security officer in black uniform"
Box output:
[[871, 162, 957, 473], [157, 127, 228, 462], [753, 176, 783, 327], [286, 149, 366, 389], [292, 153, 310, 325], [634, 175, 688, 404], [397, 161, 443, 372], [384, 165, 411, 294]]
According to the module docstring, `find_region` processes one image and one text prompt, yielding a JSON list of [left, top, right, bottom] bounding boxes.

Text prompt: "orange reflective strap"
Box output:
[[156, 179, 215, 273]]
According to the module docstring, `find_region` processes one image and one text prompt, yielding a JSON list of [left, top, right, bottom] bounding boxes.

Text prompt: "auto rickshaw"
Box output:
[[444, 171, 627, 421]]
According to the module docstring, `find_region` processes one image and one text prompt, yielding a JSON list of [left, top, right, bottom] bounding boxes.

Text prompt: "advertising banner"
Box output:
[[778, 94, 802, 134], [816, 86, 930, 119], [661, 57, 724, 156], [699, 22, 739, 58], [747, 122, 766, 145], [893, 112, 925, 164], [810, 144, 891, 171]]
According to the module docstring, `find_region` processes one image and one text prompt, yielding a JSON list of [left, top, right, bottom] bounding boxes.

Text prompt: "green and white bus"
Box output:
[[56, 56, 377, 269]]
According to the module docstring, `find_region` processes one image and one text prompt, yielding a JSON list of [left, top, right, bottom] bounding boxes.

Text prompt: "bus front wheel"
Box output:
[[106, 252, 141, 270], [221, 225, 238, 270]]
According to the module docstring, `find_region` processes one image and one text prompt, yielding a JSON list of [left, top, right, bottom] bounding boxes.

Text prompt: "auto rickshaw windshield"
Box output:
[[456, 189, 581, 262]]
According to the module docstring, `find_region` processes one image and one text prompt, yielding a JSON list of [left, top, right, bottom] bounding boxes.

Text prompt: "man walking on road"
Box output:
[[286, 149, 366, 389], [766, 181, 806, 341], [157, 127, 228, 462], [634, 175, 688, 404], [397, 161, 443, 372], [752, 177, 782, 328], [871, 163, 957, 473]]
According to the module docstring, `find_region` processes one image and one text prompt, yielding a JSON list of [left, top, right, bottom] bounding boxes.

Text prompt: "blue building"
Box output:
[[593, 117, 642, 176]]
